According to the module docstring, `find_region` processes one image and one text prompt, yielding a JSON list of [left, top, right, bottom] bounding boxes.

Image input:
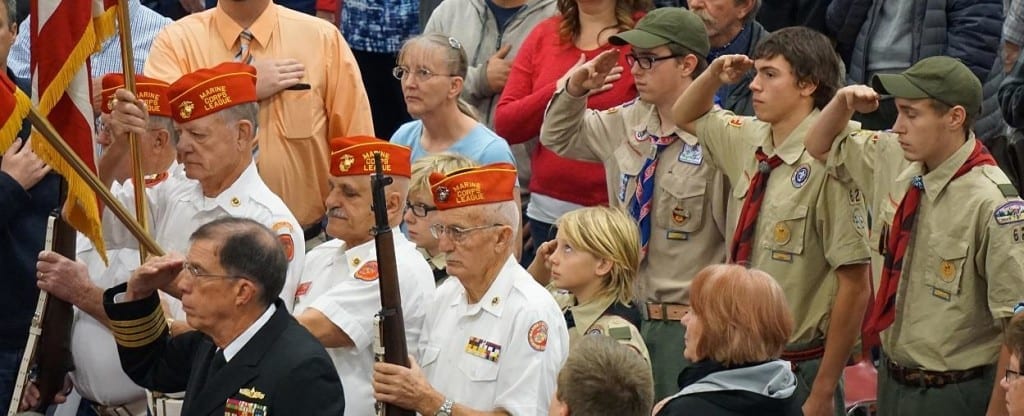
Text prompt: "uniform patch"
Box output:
[[354, 261, 379, 281], [791, 164, 811, 188], [849, 189, 863, 205], [672, 207, 690, 225], [666, 230, 689, 240], [238, 387, 265, 400], [773, 222, 791, 244], [1012, 225, 1024, 244], [994, 201, 1024, 225], [528, 321, 548, 351], [586, 324, 604, 336], [618, 174, 631, 202], [294, 281, 312, 298], [939, 260, 957, 283], [677, 143, 703, 165], [465, 336, 502, 362], [853, 207, 867, 232], [608, 326, 632, 340], [272, 222, 296, 261], [728, 117, 744, 128], [224, 397, 267, 416], [771, 251, 793, 262]]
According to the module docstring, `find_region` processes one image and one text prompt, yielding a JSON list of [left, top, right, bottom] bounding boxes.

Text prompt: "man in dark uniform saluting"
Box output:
[[102, 217, 345, 415]]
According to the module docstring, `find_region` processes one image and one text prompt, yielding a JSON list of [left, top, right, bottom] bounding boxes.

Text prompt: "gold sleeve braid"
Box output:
[[109, 303, 168, 348]]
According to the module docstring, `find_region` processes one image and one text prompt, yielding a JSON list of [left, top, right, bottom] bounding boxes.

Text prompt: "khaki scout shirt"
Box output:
[[830, 132, 1024, 371], [541, 89, 729, 305], [551, 290, 651, 362], [695, 109, 871, 345]]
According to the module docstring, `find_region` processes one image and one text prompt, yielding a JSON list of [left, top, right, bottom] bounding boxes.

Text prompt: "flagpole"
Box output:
[[113, 0, 148, 263], [26, 106, 164, 256]]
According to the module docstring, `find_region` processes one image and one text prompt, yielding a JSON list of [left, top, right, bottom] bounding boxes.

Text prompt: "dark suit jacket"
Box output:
[[103, 285, 345, 415]]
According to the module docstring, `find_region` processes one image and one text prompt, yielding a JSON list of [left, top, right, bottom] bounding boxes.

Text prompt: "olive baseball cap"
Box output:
[[871, 56, 982, 117], [609, 8, 710, 59]]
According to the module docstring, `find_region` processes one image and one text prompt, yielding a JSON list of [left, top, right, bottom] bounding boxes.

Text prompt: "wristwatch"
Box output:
[[434, 398, 454, 416]]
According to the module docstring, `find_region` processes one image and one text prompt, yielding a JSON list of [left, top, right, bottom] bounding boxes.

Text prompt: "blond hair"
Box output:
[[398, 33, 479, 120], [689, 264, 794, 366], [555, 207, 640, 306], [409, 153, 477, 195]]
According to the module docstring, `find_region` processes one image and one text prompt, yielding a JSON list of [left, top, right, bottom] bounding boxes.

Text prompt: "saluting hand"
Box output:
[[564, 50, 623, 98], [711, 54, 754, 85], [526, 240, 556, 285], [126, 254, 185, 302], [838, 85, 881, 114], [252, 58, 306, 100]]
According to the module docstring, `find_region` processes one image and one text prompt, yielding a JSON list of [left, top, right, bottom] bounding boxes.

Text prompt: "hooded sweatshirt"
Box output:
[[656, 360, 801, 416]]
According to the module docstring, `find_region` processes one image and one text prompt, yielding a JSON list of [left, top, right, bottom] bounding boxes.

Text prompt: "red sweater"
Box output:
[[494, 15, 640, 207]]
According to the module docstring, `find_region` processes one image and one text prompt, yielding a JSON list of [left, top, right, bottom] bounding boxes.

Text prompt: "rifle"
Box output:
[[369, 153, 414, 416], [7, 189, 76, 415]]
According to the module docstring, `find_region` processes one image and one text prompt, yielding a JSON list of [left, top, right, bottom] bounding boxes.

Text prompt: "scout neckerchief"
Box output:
[[863, 140, 996, 347], [729, 147, 784, 265], [630, 133, 676, 257]]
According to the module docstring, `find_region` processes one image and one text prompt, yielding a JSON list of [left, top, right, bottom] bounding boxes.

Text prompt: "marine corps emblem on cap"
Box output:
[[436, 186, 450, 202], [179, 101, 194, 120], [328, 136, 412, 177], [338, 154, 355, 172]]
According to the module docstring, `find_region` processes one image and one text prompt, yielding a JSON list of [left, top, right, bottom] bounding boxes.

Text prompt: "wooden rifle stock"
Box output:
[[370, 153, 414, 416], [32, 203, 75, 411]]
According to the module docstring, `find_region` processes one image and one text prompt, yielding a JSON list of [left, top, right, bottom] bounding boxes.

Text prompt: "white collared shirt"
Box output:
[[102, 161, 305, 316], [420, 256, 569, 415], [223, 304, 277, 361], [294, 230, 436, 416]]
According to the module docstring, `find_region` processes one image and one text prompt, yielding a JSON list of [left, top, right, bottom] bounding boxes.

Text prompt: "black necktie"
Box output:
[[564, 309, 576, 329], [211, 350, 226, 375]]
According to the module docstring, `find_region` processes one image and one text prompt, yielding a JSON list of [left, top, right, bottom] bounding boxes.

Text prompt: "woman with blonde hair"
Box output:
[[655, 264, 799, 416], [529, 206, 649, 360], [494, 0, 648, 265], [390, 33, 517, 167], [403, 153, 477, 285]]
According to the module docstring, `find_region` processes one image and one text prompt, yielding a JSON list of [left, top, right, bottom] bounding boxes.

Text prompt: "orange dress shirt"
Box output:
[[144, 4, 374, 228]]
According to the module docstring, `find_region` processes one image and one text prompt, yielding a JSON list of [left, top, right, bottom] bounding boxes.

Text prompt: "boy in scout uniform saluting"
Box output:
[[671, 27, 872, 416], [540, 8, 727, 399], [292, 135, 436, 416], [804, 56, 1024, 415]]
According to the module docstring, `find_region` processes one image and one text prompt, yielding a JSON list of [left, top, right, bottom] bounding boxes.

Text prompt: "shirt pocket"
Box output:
[[655, 174, 707, 233], [457, 354, 500, 382], [764, 202, 809, 256], [613, 145, 645, 204], [420, 345, 440, 368], [926, 236, 968, 299], [280, 89, 315, 140]]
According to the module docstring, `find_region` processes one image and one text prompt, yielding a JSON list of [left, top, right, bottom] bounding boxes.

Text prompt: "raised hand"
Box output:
[[713, 54, 755, 85], [125, 254, 186, 302], [839, 85, 881, 114], [565, 50, 623, 97]]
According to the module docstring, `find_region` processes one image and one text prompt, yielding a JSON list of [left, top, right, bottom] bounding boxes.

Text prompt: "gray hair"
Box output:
[[149, 115, 179, 145], [219, 102, 260, 135], [740, 0, 761, 25], [189, 217, 287, 307]]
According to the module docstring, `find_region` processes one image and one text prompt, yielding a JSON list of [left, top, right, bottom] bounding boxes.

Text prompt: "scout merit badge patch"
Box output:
[[678, 143, 703, 165], [272, 222, 295, 261], [225, 397, 267, 416], [354, 261, 379, 281], [791, 164, 810, 188], [994, 201, 1024, 225], [465, 336, 502, 362], [528, 321, 548, 351]]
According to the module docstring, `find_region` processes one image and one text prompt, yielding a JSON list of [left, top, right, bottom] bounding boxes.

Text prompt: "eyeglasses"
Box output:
[[429, 223, 504, 242], [625, 53, 682, 70], [405, 201, 438, 218], [392, 66, 456, 83], [183, 261, 239, 280], [1007, 367, 1023, 383]]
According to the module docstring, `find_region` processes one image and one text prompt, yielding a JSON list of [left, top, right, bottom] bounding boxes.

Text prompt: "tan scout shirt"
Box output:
[[830, 132, 1024, 371], [541, 89, 729, 305], [551, 290, 651, 362], [695, 109, 871, 345]]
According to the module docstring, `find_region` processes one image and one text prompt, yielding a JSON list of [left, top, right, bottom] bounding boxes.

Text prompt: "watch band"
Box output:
[[434, 398, 454, 416]]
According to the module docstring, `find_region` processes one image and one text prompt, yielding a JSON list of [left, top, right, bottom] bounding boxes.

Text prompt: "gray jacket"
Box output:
[[424, 0, 557, 127]]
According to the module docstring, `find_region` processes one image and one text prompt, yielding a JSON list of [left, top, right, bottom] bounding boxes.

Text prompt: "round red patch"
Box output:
[[354, 261, 379, 281], [278, 234, 294, 261], [528, 321, 548, 351]]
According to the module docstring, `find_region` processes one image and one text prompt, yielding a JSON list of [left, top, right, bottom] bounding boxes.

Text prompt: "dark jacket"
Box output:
[[1000, 51, 1024, 130], [757, 0, 831, 33], [721, 22, 769, 118], [656, 360, 801, 416], [0, 71, 59, 350], [827, 0, 1002, 84], [104, 287, 345, 416]]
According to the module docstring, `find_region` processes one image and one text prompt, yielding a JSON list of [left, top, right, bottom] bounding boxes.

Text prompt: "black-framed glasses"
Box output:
[[428, 223, 504, 242], [405, 201, 438, 218], [625, 53, 682, 70], [1007, 367, 1023, 383], [183, 261, 239, 280], [392, 66, 456, 83]]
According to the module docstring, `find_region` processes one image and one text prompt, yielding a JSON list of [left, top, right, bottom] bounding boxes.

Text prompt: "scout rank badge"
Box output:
[[791, 164, 810, 188], [465, 336, 501, 362], [771, 222, 793, 262], [678, 143, 703, 165], [225, 396, 267, 416], [528, 321, 548, 351]]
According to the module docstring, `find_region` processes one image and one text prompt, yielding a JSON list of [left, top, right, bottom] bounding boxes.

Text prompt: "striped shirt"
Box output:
[[8, 0, 171, 79]]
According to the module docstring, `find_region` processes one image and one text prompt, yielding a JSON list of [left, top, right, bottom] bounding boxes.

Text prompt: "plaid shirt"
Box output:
[[341, 0, 419, 53]]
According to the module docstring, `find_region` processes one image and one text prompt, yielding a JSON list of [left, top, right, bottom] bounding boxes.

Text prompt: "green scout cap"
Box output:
[[609, 8, 710, 59], [871, 56, 982, 117]]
